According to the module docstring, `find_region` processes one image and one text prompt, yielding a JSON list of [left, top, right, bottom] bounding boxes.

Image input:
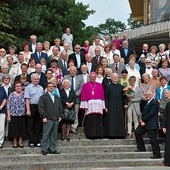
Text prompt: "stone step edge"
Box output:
[[0, 151, 165, 158], [0, 158, 164, 166]]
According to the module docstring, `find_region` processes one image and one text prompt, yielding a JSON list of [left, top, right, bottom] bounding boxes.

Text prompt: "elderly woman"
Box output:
[[140, 73, 155, 111], [7, 81, 26, 148], [50, 77, 60, 98], [127, 60, 141, 87], [102, 68, 113, 90], [60, 79, 76, 141], [103, 45, 113, 65], [158, 60, 170, 82], [42, 41, 52, 57], [157, 44, 169, 68], [0, 83, 7, 149], [126, 76, 142, 139], [126, 54, 140, 71], [100, 58, 109, 72], [95, 66, 105, 84], [50, 59, 63, 88], [137, 54, 146, 71], [20, 43, 32, 63], [6, 45, 18, 64], [147, 46, 158, 68]]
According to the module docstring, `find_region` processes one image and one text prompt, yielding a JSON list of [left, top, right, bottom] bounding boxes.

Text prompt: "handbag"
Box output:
[[63, 108, 76, 122]]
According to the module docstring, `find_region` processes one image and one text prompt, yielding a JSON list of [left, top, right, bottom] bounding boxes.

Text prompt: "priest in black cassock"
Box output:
[[105, 73, 128, 138], [162, 101, 170, 166]]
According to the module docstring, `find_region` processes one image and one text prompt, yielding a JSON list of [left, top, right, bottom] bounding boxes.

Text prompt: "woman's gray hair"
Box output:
[[142, 73, 150, 79], [163, 89, 170, 94], [62, 79, 71, 86], [2, 74, 10, 80]]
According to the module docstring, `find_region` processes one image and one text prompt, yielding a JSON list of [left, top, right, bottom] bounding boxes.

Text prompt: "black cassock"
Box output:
[[105, 82, 127, 138], [162, 102, 170, 166]]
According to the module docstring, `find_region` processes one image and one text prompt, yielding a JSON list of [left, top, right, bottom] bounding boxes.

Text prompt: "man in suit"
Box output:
[[58, 50, 68, 76], [68, 44, 85, 74], [64, 66, 83, 133], [79, 64, 90, 85], [135, 90, 161, 159], [29, 35, 37, 53], [30, 64, 47, 89], [14, 63, 31, 83], [120, 40, 134, 64], [38, 82, 62, 155], [137, 43, 149, 60], [49, 47, 61, 62], [31, 42, 49, 67], [110, 54, 126, 78], [92, 47, 104, 66], [140, 58, 154, 79], [84, 53, 97, 73]]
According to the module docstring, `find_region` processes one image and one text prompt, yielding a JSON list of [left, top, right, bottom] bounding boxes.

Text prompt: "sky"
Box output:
[[75, 0, 132, 27]]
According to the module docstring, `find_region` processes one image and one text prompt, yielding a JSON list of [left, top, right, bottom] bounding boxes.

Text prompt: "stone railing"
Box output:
[[114, 20, 170, 39]]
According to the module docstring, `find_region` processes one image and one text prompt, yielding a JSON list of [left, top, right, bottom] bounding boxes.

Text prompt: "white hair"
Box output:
[[62, 79, 71, 86]]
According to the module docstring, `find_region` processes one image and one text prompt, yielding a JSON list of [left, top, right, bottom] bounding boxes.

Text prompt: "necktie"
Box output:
[[115, 63, 118, 71], [38, 52, 41, 59], [63, 60, 66, 69], [71, 76, 74, 91]]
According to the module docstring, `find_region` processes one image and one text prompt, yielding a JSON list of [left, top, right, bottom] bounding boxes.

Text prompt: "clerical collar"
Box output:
[[112, 82, 118, 84]]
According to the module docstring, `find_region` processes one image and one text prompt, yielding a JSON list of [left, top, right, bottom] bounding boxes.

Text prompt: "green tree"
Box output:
[[4, 0, 94, 49], [127, 13, 143, 29], [96, 18, 126, 38], [0, 3, 16, 47]]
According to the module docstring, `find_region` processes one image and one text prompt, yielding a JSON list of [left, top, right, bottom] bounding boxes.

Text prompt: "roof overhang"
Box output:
[[129, 0, 144, 21]]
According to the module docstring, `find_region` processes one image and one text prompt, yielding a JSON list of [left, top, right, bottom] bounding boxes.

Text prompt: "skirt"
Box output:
[[8, 116, 26, 138], [84, 113, 103, 139]]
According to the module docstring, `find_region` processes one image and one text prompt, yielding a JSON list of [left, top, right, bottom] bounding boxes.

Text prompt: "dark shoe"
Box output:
[[49, 150, 60, 154], [71, 128, 77, 134], [18, 144, 24, 148], [135, 149, 146, 152], [151, 155, 161, 159], [13, 145, 18, 148], [66, 136, 70, 141], [29, 143, 35, 148], [42, 151, 48, 155], [36, 143, 42, 147], [61, 136, 65, 141]]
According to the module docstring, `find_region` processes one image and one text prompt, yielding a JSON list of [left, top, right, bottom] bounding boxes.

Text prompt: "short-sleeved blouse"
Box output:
[[7, 92, 25, 116]]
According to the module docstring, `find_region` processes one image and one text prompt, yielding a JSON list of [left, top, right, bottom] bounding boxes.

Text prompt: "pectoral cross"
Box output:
[[92, 91, 94, 95]]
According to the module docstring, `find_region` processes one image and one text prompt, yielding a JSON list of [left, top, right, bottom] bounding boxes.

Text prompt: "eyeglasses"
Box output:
[[47, 86, 54, 88], [146, 62, 151, 63], [4, 78, 9, 79], [75, 47, 80, 49]]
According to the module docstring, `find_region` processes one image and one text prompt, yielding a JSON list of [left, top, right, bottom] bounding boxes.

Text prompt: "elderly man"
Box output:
[[24, 73, 44, 148], [68, 44, 85, 74], [49, 46, 61, 62], [89, 37, 104, 57], [79, 64, 90, 85], [38, 82, 63, 155], [58, 50, 68, 76], [31, 42, 49, 66], [29, 35, 37, 53], [105, 73, 128, 138], [0, 48, 7, 68], [62, 27, 73, 50], [0, 65, 9, 84], [135, 90, 161, 159], [64, 66, 83, 133], [92, 47, 104, 66], [80, 72, 105, 139]]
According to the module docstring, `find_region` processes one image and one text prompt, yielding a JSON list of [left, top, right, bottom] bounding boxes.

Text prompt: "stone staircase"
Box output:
[[0, 129, 164, 170]]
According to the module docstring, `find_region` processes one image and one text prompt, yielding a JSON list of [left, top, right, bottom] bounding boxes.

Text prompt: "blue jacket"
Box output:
[[142, 98, 159, 130], [156, 85, 170, 100]]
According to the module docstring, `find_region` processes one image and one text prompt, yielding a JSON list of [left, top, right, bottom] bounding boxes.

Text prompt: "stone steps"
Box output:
[[0, 131, 165, 169], [0, 159, 164, 170], [0, 144, 164, 155]]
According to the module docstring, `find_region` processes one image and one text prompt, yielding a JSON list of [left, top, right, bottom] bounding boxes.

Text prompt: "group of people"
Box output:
[[0, 29, 170, 166]]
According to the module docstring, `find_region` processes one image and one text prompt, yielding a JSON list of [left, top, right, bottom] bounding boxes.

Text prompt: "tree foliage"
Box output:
[[127, 13, 143, 29], [0, 3, 17, 47], [96, 18, 126, 38], [1, 0, 95, 49]]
